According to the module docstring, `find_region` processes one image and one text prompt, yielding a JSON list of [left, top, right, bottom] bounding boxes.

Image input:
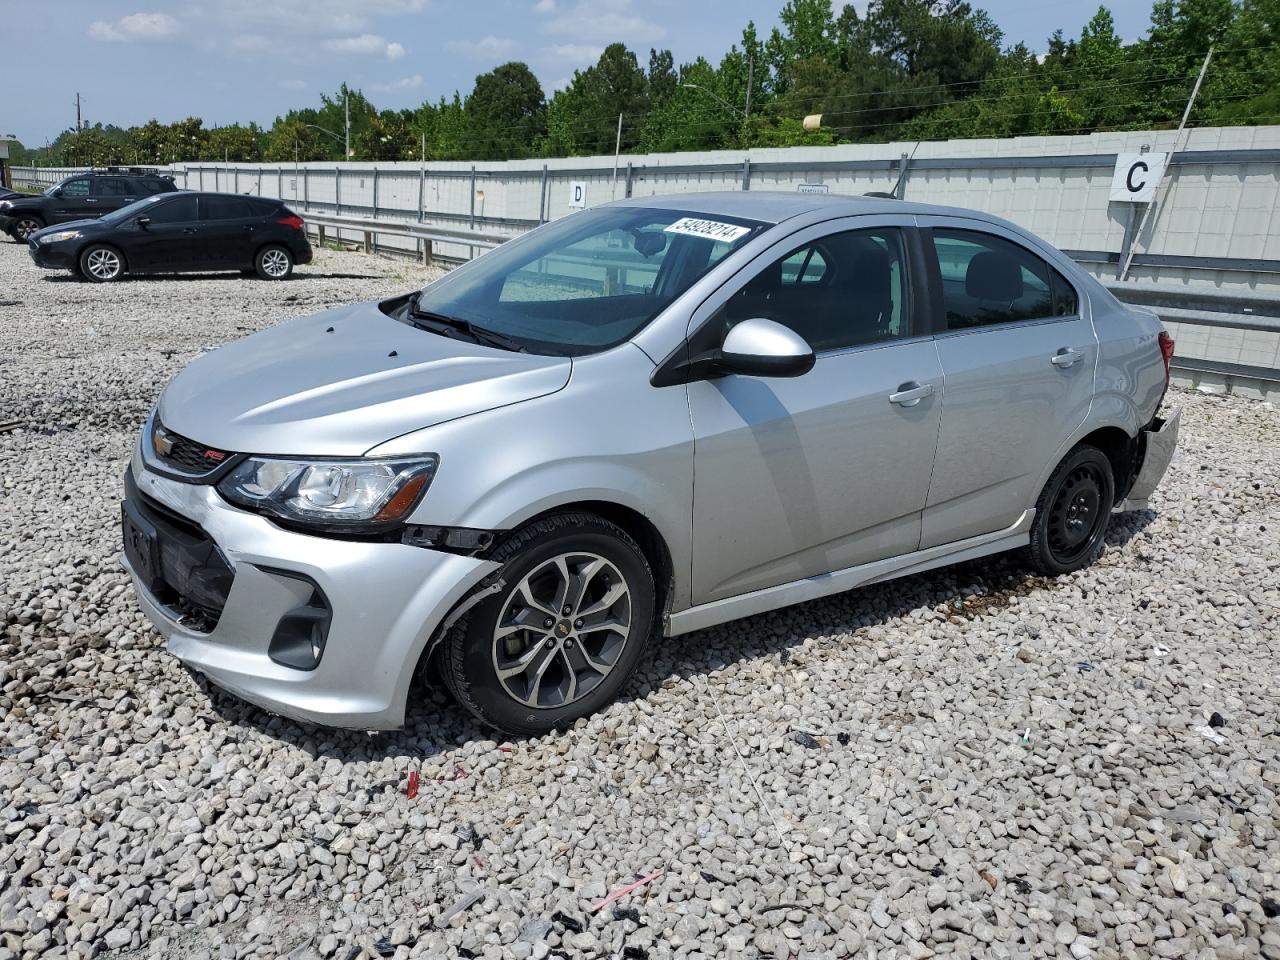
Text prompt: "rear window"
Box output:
[[932, 229, 1078, 330], [200, 196, 255, 220], [249, 199, 281, 217]]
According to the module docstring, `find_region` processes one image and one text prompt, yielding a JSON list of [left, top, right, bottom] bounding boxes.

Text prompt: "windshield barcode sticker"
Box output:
[[663, 217, 751, 243]]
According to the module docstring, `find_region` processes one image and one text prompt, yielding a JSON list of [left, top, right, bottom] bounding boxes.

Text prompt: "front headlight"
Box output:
[[0, 200, 12, 209], [40, 230, 81, 244], [218, 455, 438, 530]]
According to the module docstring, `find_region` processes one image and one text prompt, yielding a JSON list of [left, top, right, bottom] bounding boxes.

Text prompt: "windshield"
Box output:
[[99, 194, 173, 224], [405, 206, 766, 356]]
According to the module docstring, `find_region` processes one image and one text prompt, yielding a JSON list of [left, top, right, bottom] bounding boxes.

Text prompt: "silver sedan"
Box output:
[[122, 193, 1179, 734]]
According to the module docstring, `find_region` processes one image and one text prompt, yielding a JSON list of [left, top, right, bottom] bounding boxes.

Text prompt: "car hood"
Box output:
[[158, 299, 572, 456], [33, 218, 105, 237], [0, 197, 42, 213]]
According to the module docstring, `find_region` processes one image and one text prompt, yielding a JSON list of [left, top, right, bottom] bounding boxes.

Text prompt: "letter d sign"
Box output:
[[568, 181, 587, 208]]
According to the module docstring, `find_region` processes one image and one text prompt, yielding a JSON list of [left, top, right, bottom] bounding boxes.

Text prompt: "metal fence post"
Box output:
[[303, 168, 309, 211], [893, 151, 912, 200], [372, 167, 379, 220], [625, 162, 634, 198], [539, 165, 548, 224], [741, 157, 751, 191], [418, 164, 426, 223], [335, 166, 342, 217], [469, 165, 477, 260]]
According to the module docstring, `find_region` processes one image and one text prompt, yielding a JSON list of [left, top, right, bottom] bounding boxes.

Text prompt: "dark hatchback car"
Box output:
[[0, 169, 177, 242], [29, 191, 313, 281]]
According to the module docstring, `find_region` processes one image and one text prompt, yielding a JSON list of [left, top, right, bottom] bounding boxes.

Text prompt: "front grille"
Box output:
[[151, 418, 234, 478]]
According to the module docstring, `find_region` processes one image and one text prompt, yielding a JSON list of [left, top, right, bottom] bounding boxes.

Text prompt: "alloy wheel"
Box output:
[[260, 249, 290, 278], [85, 248, 122, 281], [15, 219, 40, 242], [491, 551, 632, 709]]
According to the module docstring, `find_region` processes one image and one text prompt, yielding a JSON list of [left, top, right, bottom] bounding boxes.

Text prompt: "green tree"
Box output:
[[547, 43, 650, 155], [464, 62, 548, 159], [204, 123, 263, 162]]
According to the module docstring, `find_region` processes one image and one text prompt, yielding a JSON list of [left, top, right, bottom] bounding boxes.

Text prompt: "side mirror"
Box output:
[[51, 188, 63, 198], [716, 317, 815, 378], [136, 216, 150, 230]]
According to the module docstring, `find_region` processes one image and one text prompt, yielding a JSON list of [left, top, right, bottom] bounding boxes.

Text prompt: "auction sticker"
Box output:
[[663, 217, 751, 243]]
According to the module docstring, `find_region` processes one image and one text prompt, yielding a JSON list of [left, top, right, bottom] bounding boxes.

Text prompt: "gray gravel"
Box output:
[[2, 238, 1280, 960]]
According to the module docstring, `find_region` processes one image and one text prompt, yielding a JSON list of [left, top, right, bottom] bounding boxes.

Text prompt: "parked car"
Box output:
[[28, 191, 313, 281], [0, 168, 176, 242], [121, 193, 1180, 734]]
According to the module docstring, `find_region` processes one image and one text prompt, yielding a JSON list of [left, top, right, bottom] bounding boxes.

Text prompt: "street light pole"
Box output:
[[344, 90, 350, 161]]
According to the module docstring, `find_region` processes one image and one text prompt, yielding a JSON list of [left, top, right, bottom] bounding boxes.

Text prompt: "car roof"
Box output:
[[608, 190, 1006, 227]]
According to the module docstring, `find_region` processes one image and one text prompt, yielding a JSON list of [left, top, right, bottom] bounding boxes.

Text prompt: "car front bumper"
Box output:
[[28, 240, 76, 269], [122, 443, 498, 729], [1115, 405, 1181, 511], [0, 215, 16, 237]]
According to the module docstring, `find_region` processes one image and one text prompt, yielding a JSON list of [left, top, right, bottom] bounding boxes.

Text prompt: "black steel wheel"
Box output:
[[1024, 445, 1114, 575]]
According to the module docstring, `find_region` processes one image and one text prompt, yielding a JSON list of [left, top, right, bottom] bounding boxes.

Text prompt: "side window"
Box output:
[[718, 227, 910, 353], [92, 178, 131, 197], [200, 196, 253, 220], [248, 199, 279, 217], [1051, 268, 1079, 316], [931, 230, 1057, 330], [60, 179, 90, 198], [144, 196, 198, 224]]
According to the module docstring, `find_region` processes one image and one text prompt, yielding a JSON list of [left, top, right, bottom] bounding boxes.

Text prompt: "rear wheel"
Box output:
[[440, 513, 655, 735], [254, 245, 293, 280], [1024, 445, 1114, 575], [79, 245, 125, 282], [12, 217, 43, 243]]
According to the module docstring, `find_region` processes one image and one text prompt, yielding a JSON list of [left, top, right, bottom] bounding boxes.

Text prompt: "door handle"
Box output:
[[242, 224, 255, 231], [182, 227, 198, 234], [888, 381, 934, 407], [1051, 348, 1084, 368], [84, 198, 98, 204]]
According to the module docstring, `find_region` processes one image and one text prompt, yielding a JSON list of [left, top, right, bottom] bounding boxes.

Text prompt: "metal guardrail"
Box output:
[[298, 211, 508, 264]]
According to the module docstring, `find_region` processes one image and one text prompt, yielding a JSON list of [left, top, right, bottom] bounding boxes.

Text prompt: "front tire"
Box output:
[[255, 245, 293, 280], [12, 217, 43, 243], [1024, 445, 1114, 576], [79, 245, 125, 282], [440, 513, 655, 735]]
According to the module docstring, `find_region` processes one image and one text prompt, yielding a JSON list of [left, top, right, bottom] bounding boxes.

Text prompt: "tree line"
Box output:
[[11, 0, 1279, 169]]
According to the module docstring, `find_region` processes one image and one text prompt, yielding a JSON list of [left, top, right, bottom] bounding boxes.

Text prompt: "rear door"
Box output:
[[917, 218, 1095, 548], [90, 176, 137, 215], [687, 217, 944, 603], [127, 194, 201, 271], [198, 195, 258, 267], [48, 177, 93, 223]]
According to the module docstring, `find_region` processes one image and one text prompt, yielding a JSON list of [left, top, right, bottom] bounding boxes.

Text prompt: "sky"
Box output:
[[3, 0, 1155, 145]]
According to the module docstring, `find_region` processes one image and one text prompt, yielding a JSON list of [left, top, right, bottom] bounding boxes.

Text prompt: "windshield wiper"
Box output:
[[407, 299, 527, 353]]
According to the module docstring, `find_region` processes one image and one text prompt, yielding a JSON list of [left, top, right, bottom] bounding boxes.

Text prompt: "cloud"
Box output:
[[533, 0, 555, 12], [324, 33, 406, 60], [228, 33, 271, 56], [547, 43, 603, 63], [541, 0, 663, 44], [449, 36, 515, 59], [279, 78, 308, 90], [205, 0, 427, 35], [89, 12, 181, 42], [371, 74, 425, 92]]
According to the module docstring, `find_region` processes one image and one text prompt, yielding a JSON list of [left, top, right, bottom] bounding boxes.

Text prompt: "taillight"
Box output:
[[275, 214, 304, 231], [1158, 330, 1175, 384]]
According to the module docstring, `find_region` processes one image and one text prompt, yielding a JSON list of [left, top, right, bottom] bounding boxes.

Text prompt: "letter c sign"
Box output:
[[1110, 152, 1168, 203]]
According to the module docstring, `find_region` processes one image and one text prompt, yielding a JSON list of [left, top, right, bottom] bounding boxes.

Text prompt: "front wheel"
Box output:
[[79, 245, 125, 282], [1024, 445, 1115, 576], [440, 513, 655, 735], [12, 217, 43, 243], [254, 245, 293, 280]]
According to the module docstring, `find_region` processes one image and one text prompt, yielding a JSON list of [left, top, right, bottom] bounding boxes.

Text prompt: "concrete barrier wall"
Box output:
[[13, 125, 1280, 382]]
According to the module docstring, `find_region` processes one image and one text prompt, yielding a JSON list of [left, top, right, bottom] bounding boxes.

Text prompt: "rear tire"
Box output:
[[254, 245, 293, 280], [12, 217, 43, 243], [1023, 445, 1114, 576], [440, 513, 655, 736], [79, 245, 125, 282]]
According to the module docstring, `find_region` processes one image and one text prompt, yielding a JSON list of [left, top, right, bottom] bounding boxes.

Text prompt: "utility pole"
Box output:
[[75, 92, 82, 132], [344, 88, 350, 161], [744, 56, 753, 124]]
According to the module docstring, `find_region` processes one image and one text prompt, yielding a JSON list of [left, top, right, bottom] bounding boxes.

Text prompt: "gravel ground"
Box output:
[[2, 237, 1279, 960]]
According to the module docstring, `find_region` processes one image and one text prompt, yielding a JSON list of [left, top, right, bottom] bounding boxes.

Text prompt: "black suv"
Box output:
[[0, 168, 176, 242]]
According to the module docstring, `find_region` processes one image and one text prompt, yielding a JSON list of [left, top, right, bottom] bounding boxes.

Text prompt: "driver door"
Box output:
[[49, 178, 94, 223], [686, 218, 944, 604], [127, 195, 202, 271]]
